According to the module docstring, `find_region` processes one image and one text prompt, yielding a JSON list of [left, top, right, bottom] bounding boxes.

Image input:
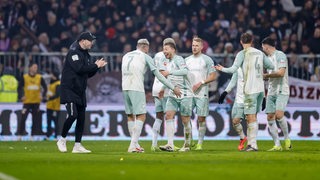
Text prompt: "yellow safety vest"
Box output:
[[47, 80, 61, 111], [23, 74, 42, 104], [0, 75, 18, 102]]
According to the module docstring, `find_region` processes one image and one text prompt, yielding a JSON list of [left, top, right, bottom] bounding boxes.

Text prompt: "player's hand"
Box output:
[[263, 73, 269, 81], [192, 82, 202, 92], [218, 91, 228, 104], [173, 86, 181, 98], [95, 58, 107, 68], [214, 64, 224, 71], [161, 70, 170, 77], [262, 97, 266, 111], [158, 89, 164, 99]]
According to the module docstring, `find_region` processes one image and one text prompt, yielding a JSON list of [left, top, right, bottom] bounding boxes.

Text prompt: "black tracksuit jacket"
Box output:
[[60, 41, 99, 107]]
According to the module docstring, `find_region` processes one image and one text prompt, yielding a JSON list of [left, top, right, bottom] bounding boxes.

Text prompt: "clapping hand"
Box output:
[[95, 58, 107, 68]]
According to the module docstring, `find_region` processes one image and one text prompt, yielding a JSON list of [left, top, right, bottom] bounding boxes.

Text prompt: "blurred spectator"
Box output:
[[0, 0, 318, 84], [0, 29, 10, 51], [0, 0, 316, 56], [307, 27, 320, 54], [222, 42, 234, 67], [202, 40, 214, 56], [288, 53, 299, 77], [311, 66, 320, 82], [24, 8, 37, 33], [39, 11, 63, 41], [280, 0, 302, 13], [297, 58, 312, 80]]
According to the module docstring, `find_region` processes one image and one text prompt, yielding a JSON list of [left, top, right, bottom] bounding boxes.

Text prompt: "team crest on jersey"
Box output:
[[164, 62, 167, 66], [72, 54, 79, 61]]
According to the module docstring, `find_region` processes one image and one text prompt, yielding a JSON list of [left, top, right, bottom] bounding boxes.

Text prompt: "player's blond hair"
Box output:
[[192, 36, 203, 43]]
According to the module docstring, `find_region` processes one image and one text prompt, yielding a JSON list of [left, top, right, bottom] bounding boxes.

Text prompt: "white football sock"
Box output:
[[247, 121, 258, 149], [129, 120, 144, 148], [268, 120, 281, 146], [165, 119, 175, 147], [277, 117, 289, 140], [183, 121, 192, 146], [233, 123, 245, 139], [127, 121, 135, 137], [152, 118, 162, 147], [198, 121, 206, 145]]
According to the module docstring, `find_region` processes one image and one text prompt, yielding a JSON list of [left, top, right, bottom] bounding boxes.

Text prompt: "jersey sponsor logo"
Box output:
[[47, 91, 53, 96], [27, 85, 40, 90], [280, 59, 286, 64], [72, 54, 79, 61]]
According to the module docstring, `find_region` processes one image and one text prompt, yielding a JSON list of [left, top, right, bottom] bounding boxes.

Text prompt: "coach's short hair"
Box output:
[[261, 36, 276, 47], [240, 33, 253, 44]]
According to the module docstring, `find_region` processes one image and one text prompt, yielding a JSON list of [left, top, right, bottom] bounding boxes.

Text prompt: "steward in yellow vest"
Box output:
[[17, 63, 47, 137], [0, 68, 18, 102], [46, 70, 61, 139]]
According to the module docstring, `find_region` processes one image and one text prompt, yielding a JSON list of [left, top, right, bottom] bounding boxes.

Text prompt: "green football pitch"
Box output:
[[0, 140, 319, 180]]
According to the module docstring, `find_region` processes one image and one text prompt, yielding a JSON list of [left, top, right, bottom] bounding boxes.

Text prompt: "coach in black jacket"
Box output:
[[57, 31, 107, 153]]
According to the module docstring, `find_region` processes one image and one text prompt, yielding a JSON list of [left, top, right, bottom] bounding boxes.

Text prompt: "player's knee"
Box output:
[[267, 114, 275, 120], [275, 114, 283, 120], [232, 118, 241, 125]]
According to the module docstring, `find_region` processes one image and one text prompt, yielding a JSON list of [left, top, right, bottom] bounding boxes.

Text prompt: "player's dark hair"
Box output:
[[240, 33, 253, 44], [261, 36, 276, 47]]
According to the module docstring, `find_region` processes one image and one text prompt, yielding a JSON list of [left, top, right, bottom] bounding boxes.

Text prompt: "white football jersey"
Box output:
[[267, 50, 289, 95], [121, 49, 155, 92], [222, 47, 274, 95], [225, 68, 244, 104], [185, 54, 216, 98], [159, 54, 193, 98], [152, 52, 166, 96]]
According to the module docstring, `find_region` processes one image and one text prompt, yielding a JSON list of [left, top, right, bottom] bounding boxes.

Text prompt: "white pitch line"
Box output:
[[0, 172, 19, 180]]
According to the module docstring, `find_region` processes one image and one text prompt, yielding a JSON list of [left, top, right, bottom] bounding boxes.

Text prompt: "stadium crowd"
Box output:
[[0, 0, 319, 82]]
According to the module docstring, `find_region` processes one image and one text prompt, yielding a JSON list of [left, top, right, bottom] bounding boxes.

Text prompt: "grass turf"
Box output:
[[0, 140, 319, 180]]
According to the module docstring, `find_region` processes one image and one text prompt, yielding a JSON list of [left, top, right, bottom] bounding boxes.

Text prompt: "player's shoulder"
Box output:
[[154, 52, 164, 58], [123, 50, 141, 58], [185, 56, 191, 61], [236, 50, 245, 57], [123, 50, 133, 57], [175, 54, 184, 60], [144, 53, 153, 60], [201, 54, 213, 61], [250, 47, 263, 53], [275, 50, 286, 57]]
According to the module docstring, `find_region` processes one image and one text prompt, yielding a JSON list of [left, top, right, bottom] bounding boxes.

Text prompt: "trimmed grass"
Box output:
[[0, 140, 319, 180]]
